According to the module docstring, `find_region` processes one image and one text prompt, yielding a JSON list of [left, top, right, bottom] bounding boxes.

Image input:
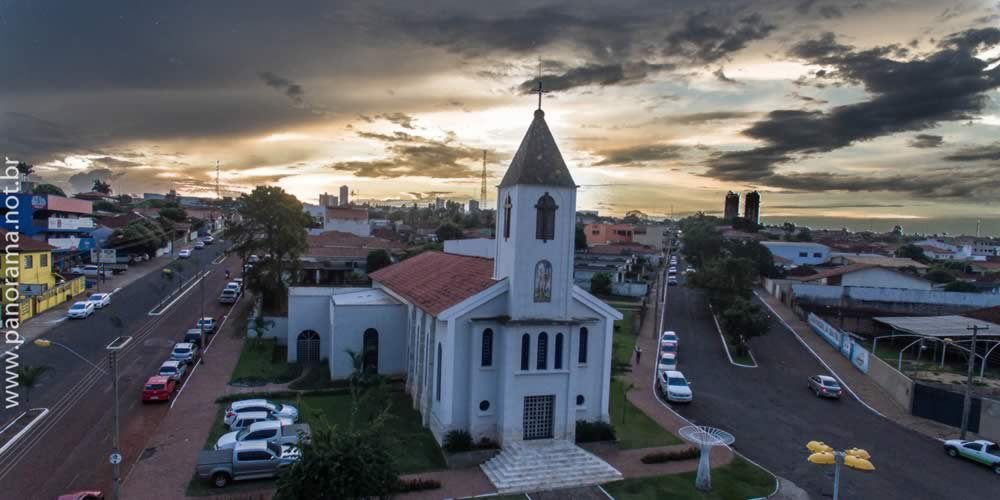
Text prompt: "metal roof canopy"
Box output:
[[873, 316, 1000, 338]]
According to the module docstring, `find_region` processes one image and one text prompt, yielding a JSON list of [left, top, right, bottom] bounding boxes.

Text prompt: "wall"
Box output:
[[611, 281, 648, 297], [322, 218, 371, 237], [762, 242, 830, 266], [867, 355, 914, 412], [792, 283, 1000, 309], [329, 302, 407, 379], [32, 276, 85, 315], [444, 238, 496, 259], [979, 398, 1000, 443], [286, 288, 334, 361]]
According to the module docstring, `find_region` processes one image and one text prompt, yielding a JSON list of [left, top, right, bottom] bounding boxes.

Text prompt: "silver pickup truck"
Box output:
[[214, 421, 311, 450], [196, 440, 300, 488]]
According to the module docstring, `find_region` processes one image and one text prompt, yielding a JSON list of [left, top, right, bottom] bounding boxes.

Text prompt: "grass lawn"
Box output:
[[609, 377, 680, 449], [603, 457, 774, 500], [613, 308, 638, 375], [230, 338, 302, 384]]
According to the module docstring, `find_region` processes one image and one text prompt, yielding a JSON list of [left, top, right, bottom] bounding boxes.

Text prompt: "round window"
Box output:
[[576, 395, 585, 406], [479, 400, 491, 412]]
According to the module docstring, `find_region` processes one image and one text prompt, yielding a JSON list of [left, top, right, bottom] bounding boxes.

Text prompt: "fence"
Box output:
[[806, 313, 870, 373], [911, 382, 981, 433]]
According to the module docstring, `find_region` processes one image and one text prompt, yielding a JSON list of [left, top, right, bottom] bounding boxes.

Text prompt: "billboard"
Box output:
[[91, 248, 117, 264]]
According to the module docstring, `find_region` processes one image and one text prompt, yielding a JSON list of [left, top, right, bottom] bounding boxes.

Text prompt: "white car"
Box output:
[[178, 249, 192, 258], [227, 411, 295, 432], [660, 340, 678, 358], [224, 281, 242, 294], [72, 264, 106, 277], [170, 342, 199, 365], [87, 293, 112, 309], [659, 370, 693, 403], [203, 236, 215, 245], [158, 360, 187, 381], [194, 241, 206, 249], [661, 331, 679, 345], [196, 317, 217, 333], [224, 399, 299, 427], [657, 354, 677, 373], [67, 301, 95, 319]]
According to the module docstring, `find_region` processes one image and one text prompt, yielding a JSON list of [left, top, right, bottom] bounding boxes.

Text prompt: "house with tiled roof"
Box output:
[[796, 263, 932, 290], [285, 107, 624, 482]]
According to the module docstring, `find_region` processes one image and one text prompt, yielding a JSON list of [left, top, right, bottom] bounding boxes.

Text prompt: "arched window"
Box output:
[[537, 332, 548, 370], [520, 334, 530, 370], [363, 329, 379, 374], [481, 328, 493, 367], [535, 193, 558, 241], [297, 330, 321, 364], [436, 343, 442, 401], [503, 195, 512, 240], [554, 333, 564, 369], [578, 328, 588, 364], [533, 260, 552, 303]]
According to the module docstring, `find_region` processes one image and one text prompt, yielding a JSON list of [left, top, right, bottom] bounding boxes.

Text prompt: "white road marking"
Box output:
[[147, 270, 211, 316]]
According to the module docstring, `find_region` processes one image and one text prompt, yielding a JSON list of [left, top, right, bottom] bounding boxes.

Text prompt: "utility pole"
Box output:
[[960, 324, 988, 439], [106, 336, 132, 500]]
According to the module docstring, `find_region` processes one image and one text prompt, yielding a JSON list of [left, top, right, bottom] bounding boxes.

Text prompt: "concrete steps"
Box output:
[[480, 439, 623, 494]]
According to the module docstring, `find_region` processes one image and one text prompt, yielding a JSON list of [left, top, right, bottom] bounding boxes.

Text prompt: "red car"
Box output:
[[142, 375, 177, 402], [57, 491, 104, 500]]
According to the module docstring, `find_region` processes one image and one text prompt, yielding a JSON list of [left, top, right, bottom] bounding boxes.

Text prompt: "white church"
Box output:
[[286, 107, 623, 462]]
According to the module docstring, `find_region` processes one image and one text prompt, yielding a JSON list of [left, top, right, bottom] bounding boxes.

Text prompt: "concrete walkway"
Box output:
[[755, 288, 974, 441]]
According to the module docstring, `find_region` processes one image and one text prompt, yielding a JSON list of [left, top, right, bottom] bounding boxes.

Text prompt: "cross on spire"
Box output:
[[534, 58, 548, 110]]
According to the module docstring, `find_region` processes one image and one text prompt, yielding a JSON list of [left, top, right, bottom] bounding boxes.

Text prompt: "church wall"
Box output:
[[329, 302, 407, 379], [286, 290, 333, 363], [569, 298, 612, 423], [450, 293, 508, 442]]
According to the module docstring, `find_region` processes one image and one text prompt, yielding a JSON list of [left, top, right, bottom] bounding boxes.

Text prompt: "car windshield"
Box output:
[[174, 348, 190, 354], [160, 367, 176, 374], [823, 379, 840, 388], [668, 377, 688, 387], [70, 304, 85, 310], [145, 383, 164, 390], [269, 402, 283, 412], [89, 294, 103, 301], [236, 429, 251, 440], [661, 345, 676, 353]]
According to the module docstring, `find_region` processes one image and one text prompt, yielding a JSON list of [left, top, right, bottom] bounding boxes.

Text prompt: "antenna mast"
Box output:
[[480, 150, 487, 208], [215, 160, 221, 199]]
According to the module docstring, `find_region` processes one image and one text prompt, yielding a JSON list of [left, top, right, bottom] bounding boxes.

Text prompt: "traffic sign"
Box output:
[[110, 452, 122, 465]]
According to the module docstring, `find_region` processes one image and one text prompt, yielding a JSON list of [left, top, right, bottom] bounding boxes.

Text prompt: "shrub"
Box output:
[[442, 430, 474, 453], [477, 437, 500, 450], [641, 447, 699, 464], [575, 420, 616, 443], [391, 478, 441, 493]]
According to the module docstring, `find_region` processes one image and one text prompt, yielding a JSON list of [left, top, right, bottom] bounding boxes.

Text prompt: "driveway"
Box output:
[[662, 263, 999, 499]]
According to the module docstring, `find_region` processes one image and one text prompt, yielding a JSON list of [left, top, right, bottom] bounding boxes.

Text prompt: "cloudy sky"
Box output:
[[2, 0, 999, 222]]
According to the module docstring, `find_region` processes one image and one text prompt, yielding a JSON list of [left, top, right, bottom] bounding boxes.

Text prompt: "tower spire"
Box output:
[[534, 57, 547, 111]]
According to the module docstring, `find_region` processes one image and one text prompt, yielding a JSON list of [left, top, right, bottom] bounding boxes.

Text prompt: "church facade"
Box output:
[[286, 108, 621, 445]]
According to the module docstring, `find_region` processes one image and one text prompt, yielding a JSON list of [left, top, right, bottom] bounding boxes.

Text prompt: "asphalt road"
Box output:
[[659, 260, 998, 499], [0, 242, 240, 499]]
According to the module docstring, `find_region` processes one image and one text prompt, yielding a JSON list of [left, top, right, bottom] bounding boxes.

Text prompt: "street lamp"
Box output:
[[806, 441, 875, 500]]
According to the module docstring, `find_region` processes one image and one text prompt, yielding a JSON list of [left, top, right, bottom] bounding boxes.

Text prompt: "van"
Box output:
[[219, 289, 238, 304]]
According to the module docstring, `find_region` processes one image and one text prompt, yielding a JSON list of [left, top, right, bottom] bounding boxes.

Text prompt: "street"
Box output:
[[0, 242, 239, 499], [658, 262, 999, 499]]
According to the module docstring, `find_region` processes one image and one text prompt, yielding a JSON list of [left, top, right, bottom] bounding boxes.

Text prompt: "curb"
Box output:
[[0, 408, 49, 457], [708, 304, 758, 368]]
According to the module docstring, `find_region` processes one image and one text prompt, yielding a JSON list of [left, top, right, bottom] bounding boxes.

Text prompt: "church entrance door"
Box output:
[[523, 395, 555, 440]]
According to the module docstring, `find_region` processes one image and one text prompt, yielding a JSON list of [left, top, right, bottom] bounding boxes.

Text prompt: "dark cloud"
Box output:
[[713, 67, 739, 84], [259, 72, 305, 106], [943, 142, 1000, 162], [91, 156, 143, 169], [377, 112, 417, 129], [768, 203, 905, 209], [819, 6, 844, 18], [703, 27, 1000, 197], [333, 130, 488, 179], [664, 11, 777, 63], [668, 111, 758, 125], [593, 144, 689, 166], [517, 61, 676, 94], [908, 134, 944, 149]]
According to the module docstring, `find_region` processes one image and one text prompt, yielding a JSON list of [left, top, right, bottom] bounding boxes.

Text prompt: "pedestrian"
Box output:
[[634, 345, 642, 365], [225, 269, 231, 280]]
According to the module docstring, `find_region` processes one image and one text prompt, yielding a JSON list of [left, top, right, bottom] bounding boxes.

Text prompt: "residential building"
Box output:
[[435, 197, 445, 210], [299, 230, 404, 285], [744, 190, 761, 224], [914, 238, 975, 261], [286, 108, 622, 449], [0, 229, 56, 296], [829, 254, 928, 271], [724, 191, 740, 221], [444, 237, 495, 258], [576, 210, 599, 224], [796, 264, 933, 290], [318, 192, 339, 208], [584, 223, 633, 247], [630, 224, 670, 251], [0, 194, 95, 270], [468, 199, 480, 212], [314, 207, 371, 237], [339, 185, 350, 206], [761, 241, 830, 266]]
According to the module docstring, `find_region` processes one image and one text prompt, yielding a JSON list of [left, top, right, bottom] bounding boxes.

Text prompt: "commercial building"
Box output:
[[0, 194, 96, 270], [584, 223, 634, 246], [339, 185, 350, 206], [724, 191, 740, 221], [318, 192, 339, 208], [744, 190, 761, 224], [313, 207, 371, 237], [761, 241, 830, 266]]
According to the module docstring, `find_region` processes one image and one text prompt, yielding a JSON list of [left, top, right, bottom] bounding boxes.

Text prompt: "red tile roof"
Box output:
[[798, 264, 873, 282], [0, 230, 54, 252], [369, 251, 496, 315]]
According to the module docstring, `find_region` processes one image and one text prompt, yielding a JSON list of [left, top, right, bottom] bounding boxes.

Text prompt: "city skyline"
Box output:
[[3, 0, 1000, 223]]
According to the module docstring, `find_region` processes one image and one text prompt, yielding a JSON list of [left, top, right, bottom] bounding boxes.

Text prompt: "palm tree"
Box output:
[[15, 365, 49, 403]]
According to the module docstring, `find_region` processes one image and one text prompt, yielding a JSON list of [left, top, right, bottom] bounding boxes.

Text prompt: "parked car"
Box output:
[[227, 411, 295, 432], [659, 370, 693, 403], [158, 360, 187, 381], [224, 281, 242, 295], [56, 491, 104, 500], [203, 236, 215, 245], [67, 301, 95, 319], [660, 331, 679, 346], [657, 354, 677, 373], [667, 276, 679, 286], [178, 249, 192, 259], [170, 342, 200, 365], [943, 439, 1000, 474], [219, 289, 238, 304], [808, 375, 843, 399], [87, 293, 112, 309], [685, 266, 695, 273], [196, 441, 300, 488], [194, 241, 206, 250], [660, 341, 677, 357], [196, 317, 218, 334], [184, 328, 206, 347], [142, 375, 178, 402], [224, 399, 299, 427], [248, 254, 260, 263], [71, 265, 107, 277], [215, 420, 311, 450]]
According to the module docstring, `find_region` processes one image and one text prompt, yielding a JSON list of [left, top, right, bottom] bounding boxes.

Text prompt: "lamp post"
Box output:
[[806, 441, 875, 500], [961, 324, 988, 440]]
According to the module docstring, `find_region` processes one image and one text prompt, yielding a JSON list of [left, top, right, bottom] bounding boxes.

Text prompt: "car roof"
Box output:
[[71, 302, 89, 307], [146, 375, 170, 384], [186, 328, 204, 334], [160, 360, 181, 368], [662, 331, 676, 335], [235, 411, 271, 420], [174, 342, 195, 349], [664, 370, 685, 378], [89, 293, 107, 297], [233, 439, 270, 450], [199, 317, 214, 321], [816, 375, 838, 383], [231, 399, 270, 409]]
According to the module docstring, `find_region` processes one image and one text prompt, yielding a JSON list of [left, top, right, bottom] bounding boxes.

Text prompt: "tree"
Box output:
[[731, 216, 759, 232], [723, 239, 777, 278], [719, 297, 770, 354], [895, 244, 929, 264], [591, 272, 612, 295], [925, 267, 956, 284], [15, 365, 49, 403], [33, 183, 65, 197], [575, 224, 588, 250], [679, 217, 723, 269], [944, 281, 979, 293], [224, 186, 311, 310], [687, 257, 757, 306], [782, 222, 796, 233], [93, 200, 120, 212], [366, 250, 392, 274], [158, 206, 188, 222], [435, 222, 463, 242], [795, 227, 813, 241], [92, 179, 112, 194], [15, 161, 34, 178]]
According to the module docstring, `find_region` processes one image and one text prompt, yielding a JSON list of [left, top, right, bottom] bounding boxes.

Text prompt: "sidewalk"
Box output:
[[122, 298, 251, 500], [755, 288, 974, 441]]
